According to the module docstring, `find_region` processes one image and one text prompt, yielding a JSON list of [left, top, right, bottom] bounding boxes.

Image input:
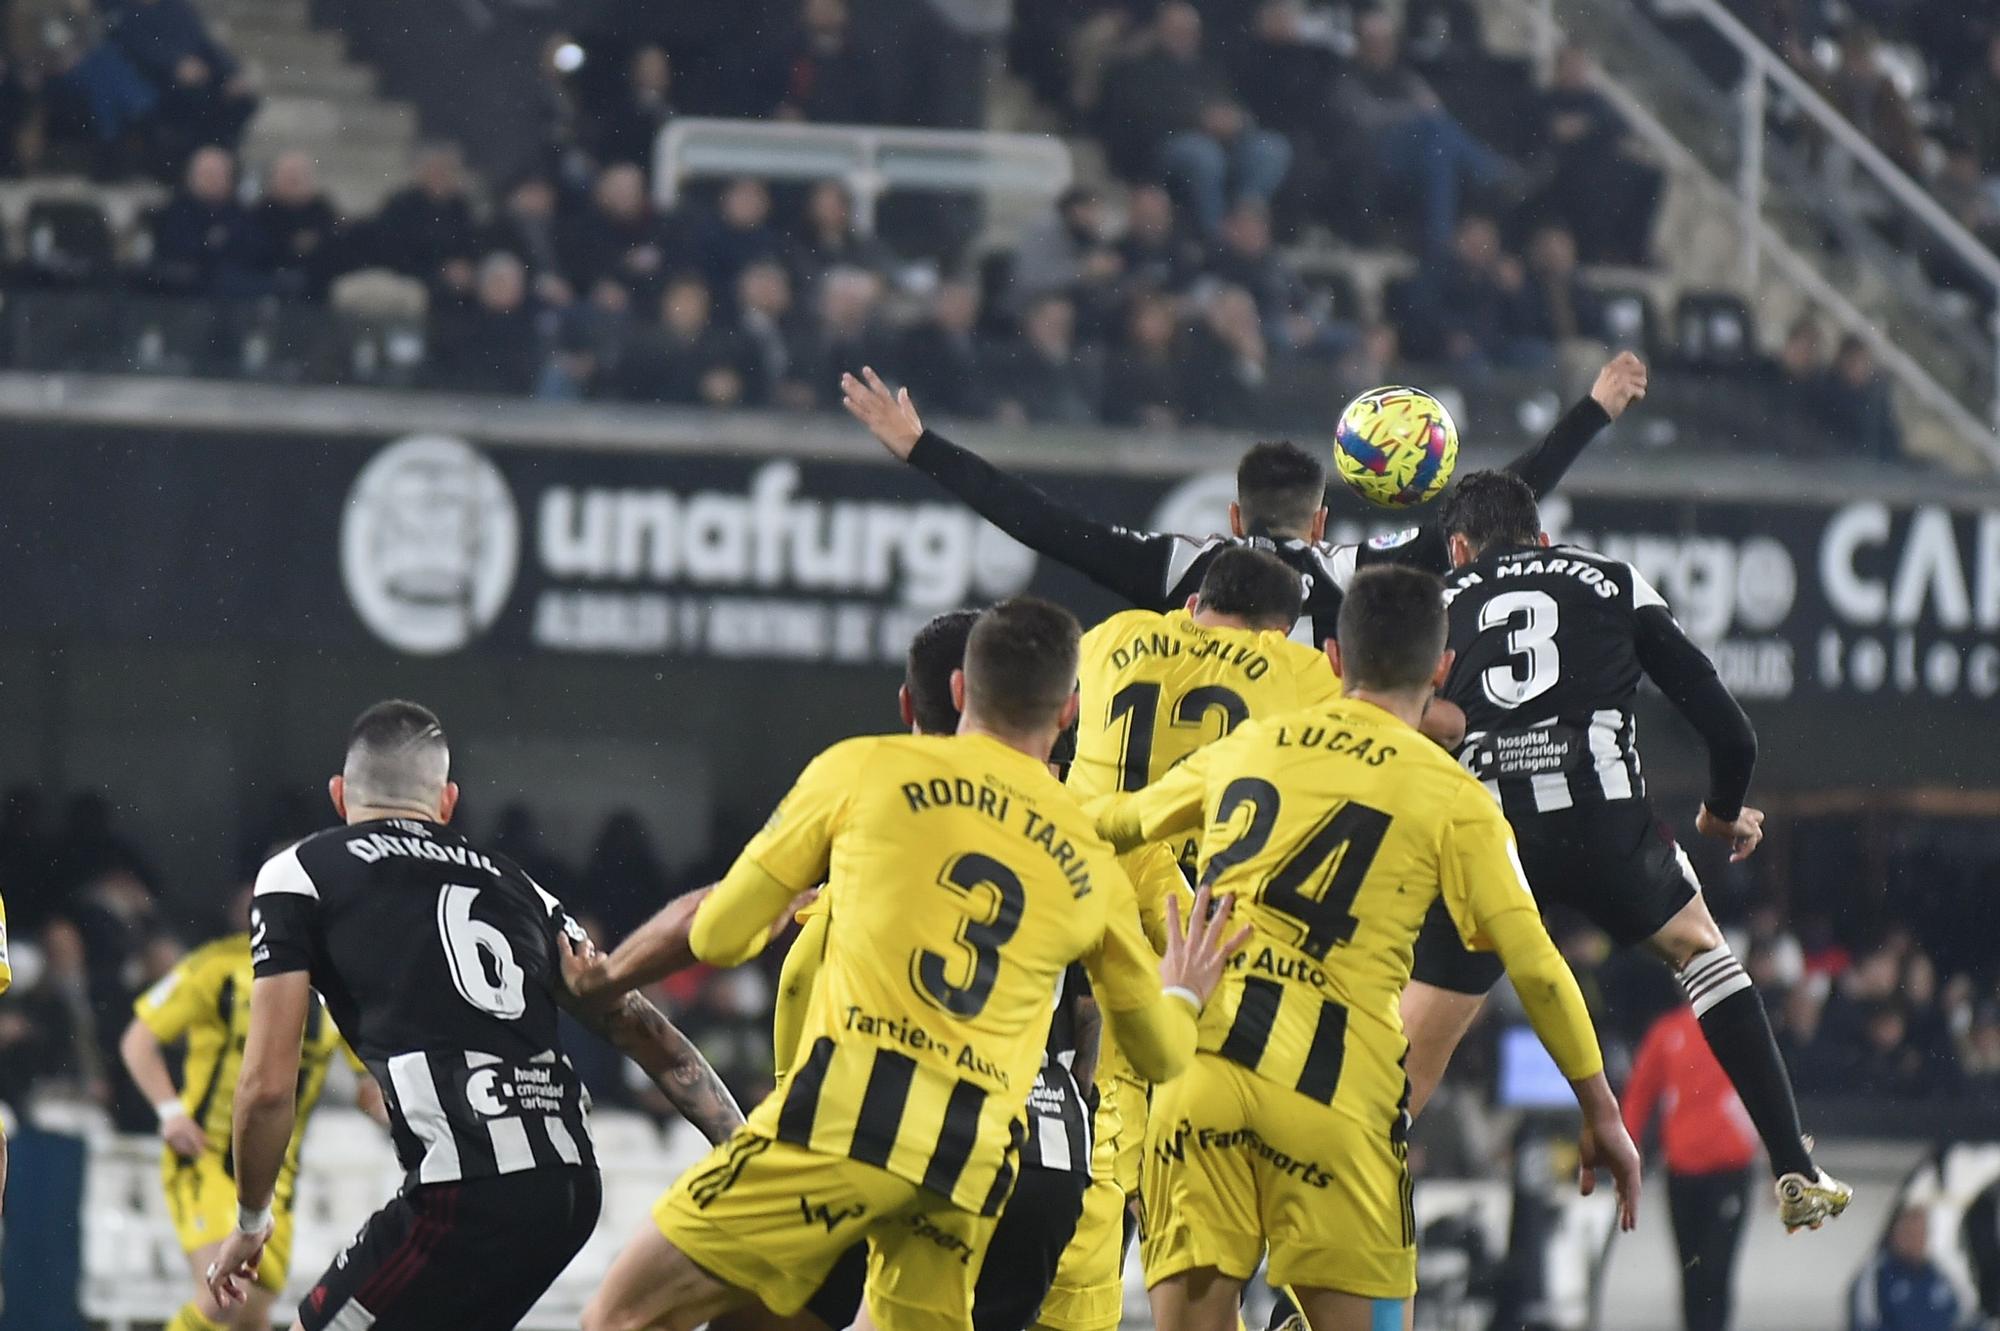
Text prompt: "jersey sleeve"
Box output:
[[0, 894, 10, 996], [1090, 743, 1212, 853], [251, 843, 320, 978], [907, 429, 1186, 606], [1078, 863, 1166, 1016], [1120, 842, 1192, 956], [738, 740, 865, 891], [1500, 395, 1613, 499], [1630, 576, 1756, 820], [1435, 783, 1538, 953], [133, 948, 219, 1041]]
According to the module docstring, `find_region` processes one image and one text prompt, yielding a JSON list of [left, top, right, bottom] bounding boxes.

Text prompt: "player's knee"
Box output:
[[1662, 917, 1725, 967]]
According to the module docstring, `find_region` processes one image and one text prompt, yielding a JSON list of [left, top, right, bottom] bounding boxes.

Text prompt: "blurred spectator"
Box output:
[[0, 786, 54, 930], [897, 277, 993, 420], [1336, 10, 1515, 257], [1205, 201, 1326, 355], [1116, 183, 1203, 294], [1855, 1003, 1944, 1098], [1527, 45, 1662, 265], [252, 150, 341, 302], [483, 171, 572, 307], [1011, 185, 1120, 311], [1102, 290, 1184, 428], [1963, 1003, 2000, 1082], [148, 144, 265, 295], [735, 258, 815, 408], [776, 0, 883, 124], [1230, 0, 1341, 147], [1811, 335, 1902, 460], [427, 251, 549, 396], [1096, 3, 1292, 234], [368, 145, 480, 300], [802, 265, 889, 405], [559, 162, 678, 298], [580, 809, 672, 940], [105, 0, 256, 169], [488, 802, 572, 897], [1501, 223, 1605, 355], [789, 181, 896, 288], [1756, 315, 1828, 429], [696, 177, 787, 310], [1850, 1206, 1960, 1331], [1820, 25, 1924, 177], [0, 918, 109, 1106], [591, 45, 675, 174], [1404, 213, 1519, 366], [1335, 321, 1400, 400], [609, 273, 748, 408], [992, 292, 1100, 425], [544, 276, 636, 400], [1950, 33, 2000, 171], [1179, 285, 1269, 426]]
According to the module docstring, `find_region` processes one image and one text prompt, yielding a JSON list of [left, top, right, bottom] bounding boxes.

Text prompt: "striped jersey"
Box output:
[[736, 732, 1166, 1216], [251, 820, 598, 1187], [1441, 544, 1666, 818]]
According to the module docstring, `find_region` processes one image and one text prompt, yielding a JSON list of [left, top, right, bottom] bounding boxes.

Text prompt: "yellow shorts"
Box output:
[[163, 1152, 294, 1292], [1035, 1082, 1134, 1331], [655, 1131, 996, 1331], [1141, 1054, 1415, 1300]]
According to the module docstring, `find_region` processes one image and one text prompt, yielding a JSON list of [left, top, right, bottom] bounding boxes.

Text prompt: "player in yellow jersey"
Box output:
[[0, 890, 10, 1214], [579, 598, 1249, 1331], [120, 890, 387, 1331], [1092, 567, 1642, 1331]]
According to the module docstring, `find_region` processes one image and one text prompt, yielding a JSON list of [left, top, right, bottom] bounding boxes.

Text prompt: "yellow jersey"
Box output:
[[0, 893, 10, 994], [736, 732, 1171, 1215], [1096, 697, 1543, 1123], [134, 934, 359, 1199]]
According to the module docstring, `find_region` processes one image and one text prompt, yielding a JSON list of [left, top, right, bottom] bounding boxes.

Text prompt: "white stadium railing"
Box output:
[[653, 118, 1073, 237]]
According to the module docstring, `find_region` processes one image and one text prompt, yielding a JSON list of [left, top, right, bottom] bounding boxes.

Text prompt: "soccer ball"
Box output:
[[1332, 385, 1460, 509]]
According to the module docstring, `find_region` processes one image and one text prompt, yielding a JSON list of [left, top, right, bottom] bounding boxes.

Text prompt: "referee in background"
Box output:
[[1623, 1004, 1760, 1331]]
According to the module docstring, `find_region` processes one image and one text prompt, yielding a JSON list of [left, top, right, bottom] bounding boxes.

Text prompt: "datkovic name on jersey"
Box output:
[[346, 828, 502, 876]]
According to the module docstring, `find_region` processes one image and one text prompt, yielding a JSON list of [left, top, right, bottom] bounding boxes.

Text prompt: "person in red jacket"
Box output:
[[1625, 1005, 1762, 1331]]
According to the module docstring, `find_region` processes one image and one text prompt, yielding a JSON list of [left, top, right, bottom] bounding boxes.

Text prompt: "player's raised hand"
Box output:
[[840, 366, 925, 460], [1160, 883, 1252, 1006], [1696, 804, 1765, 862], [205, 1216, 272, 1307], [1589, 351, 1648, 420], [1578, 1108, 1643, 1232]]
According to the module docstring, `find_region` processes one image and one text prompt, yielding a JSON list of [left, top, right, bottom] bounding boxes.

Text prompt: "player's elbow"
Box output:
[[116, 1018, 158, 1074]]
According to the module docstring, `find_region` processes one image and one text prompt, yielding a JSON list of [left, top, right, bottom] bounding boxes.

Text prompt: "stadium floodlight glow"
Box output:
[[553, 42, 584, 72]]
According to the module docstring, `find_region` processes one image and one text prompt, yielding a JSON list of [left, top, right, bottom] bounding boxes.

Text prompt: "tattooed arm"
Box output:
[[556, 934, 744, 1143]]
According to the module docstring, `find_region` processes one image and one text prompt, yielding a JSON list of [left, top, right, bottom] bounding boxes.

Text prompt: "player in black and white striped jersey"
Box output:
[[205, 700, 745, 1331], [1402, 472, 1852, 1235]]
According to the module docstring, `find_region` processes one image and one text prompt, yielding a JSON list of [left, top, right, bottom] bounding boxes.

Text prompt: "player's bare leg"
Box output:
[[1644, 891, 1852, 1230], [1398, 981, 1487, 1118], [1293, 1286, 1414, 1331], [582, 1225, 755, 1331], [1149, 1267, 1246, 1331], [172, 1240, 275, 1331]]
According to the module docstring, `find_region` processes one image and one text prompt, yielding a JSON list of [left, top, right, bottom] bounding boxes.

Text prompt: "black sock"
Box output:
[[1266, 1287, 1301, 1331], [1679, 944, 1814, 1179]]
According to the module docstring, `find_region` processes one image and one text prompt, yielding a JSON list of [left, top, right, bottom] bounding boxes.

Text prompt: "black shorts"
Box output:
[[1411, 798, 1699, 995], [800, 1164, 1089, 1331], [299, 1167, 600, 1331]]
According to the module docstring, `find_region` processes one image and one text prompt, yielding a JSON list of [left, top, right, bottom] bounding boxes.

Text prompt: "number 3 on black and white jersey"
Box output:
[[1479, 590, 1561, 708], [438, 884, 526, 1019]]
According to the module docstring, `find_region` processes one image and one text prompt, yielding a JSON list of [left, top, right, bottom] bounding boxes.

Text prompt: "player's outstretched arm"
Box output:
[[841, 366, 1184, 608], [570, 886, 715, 1006], [557, 935, 745, 1144], [1090, 748, 1211, 854], [209, 971, 311, 1309], [1502, 351, 1647, 499], [118, 1017, 209, 1158], [1632, 603, 1762, 859]]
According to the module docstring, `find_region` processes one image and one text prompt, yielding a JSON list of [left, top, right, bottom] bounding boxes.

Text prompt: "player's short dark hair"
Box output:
[[1438, 469, 1540, 555], [1336, 567, 1448, 693], [963, 597, 1081, 734], [1236, 441, 1327, 537], [1196, 548, 1304, 630], [905, 609, 980, 736], [344, 700, 450, 805]]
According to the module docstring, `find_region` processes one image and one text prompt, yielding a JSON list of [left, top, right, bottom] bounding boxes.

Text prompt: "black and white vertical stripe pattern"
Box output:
[[382, 1048, 594, 1185], [1017, 1061, 1092, 1175], [1468, 708, 1648, 817]]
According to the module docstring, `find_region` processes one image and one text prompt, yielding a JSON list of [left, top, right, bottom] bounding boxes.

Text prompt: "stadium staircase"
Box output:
[[194, 0, 419, 212]]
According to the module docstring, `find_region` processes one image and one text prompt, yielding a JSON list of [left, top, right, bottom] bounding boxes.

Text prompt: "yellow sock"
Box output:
[[165, 1301, 229, 1331]]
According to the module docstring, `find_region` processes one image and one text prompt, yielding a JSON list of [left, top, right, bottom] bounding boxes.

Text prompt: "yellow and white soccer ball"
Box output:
[[1332, 385, 1460, 509]]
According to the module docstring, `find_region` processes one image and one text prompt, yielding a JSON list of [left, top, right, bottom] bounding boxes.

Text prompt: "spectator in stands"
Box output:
[[0, 787, 53, 931], [1205, 201, 1329, 356], [1821, 25, 1925, 177], [1116, 183, 1204, 294], [544, 276, 636, 400], [1850, 1206, 1961, 1331], [1096, 3, 1292, 235], [896, 277, 993, 420], [489, 803, 572, 897], [804, 265, 889, 406], [579, 809, 672, 941], [992, 292, 1099, 425], [1950, 33, 2000, 172], [1963, 1002, 2000, 1083], [1179, 284, 1269, 426], [1011, 185, 1118, 310], [1403, 213, 1518, 366], [609, 273, 748, 408], [695, 178, 787, 312], [1101, 289, 1184, 429], [368, 144, 481, 301], [1759, 314, 1827, 429], [147, 144, 265, 296], [105, 0, 256, 168], [252, 150, 342, 302], [1334, 321, 1401, 401], [0, 917, 109, 1107], [1230, 0, 1341, 146], [1335, 10, 1515, 257], [591, 44, 675, 175], [427, 251, 549, 397], [1501, 223, 1605, 357], [484, 171, 572, 307], [735, 258, 816, 409], [558, 161, 678, 300], [1812, 335, 1903, 460], [789, 180, 896, 289], [775, 0, 884, 124], [1528, 45, 1662, 265]]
